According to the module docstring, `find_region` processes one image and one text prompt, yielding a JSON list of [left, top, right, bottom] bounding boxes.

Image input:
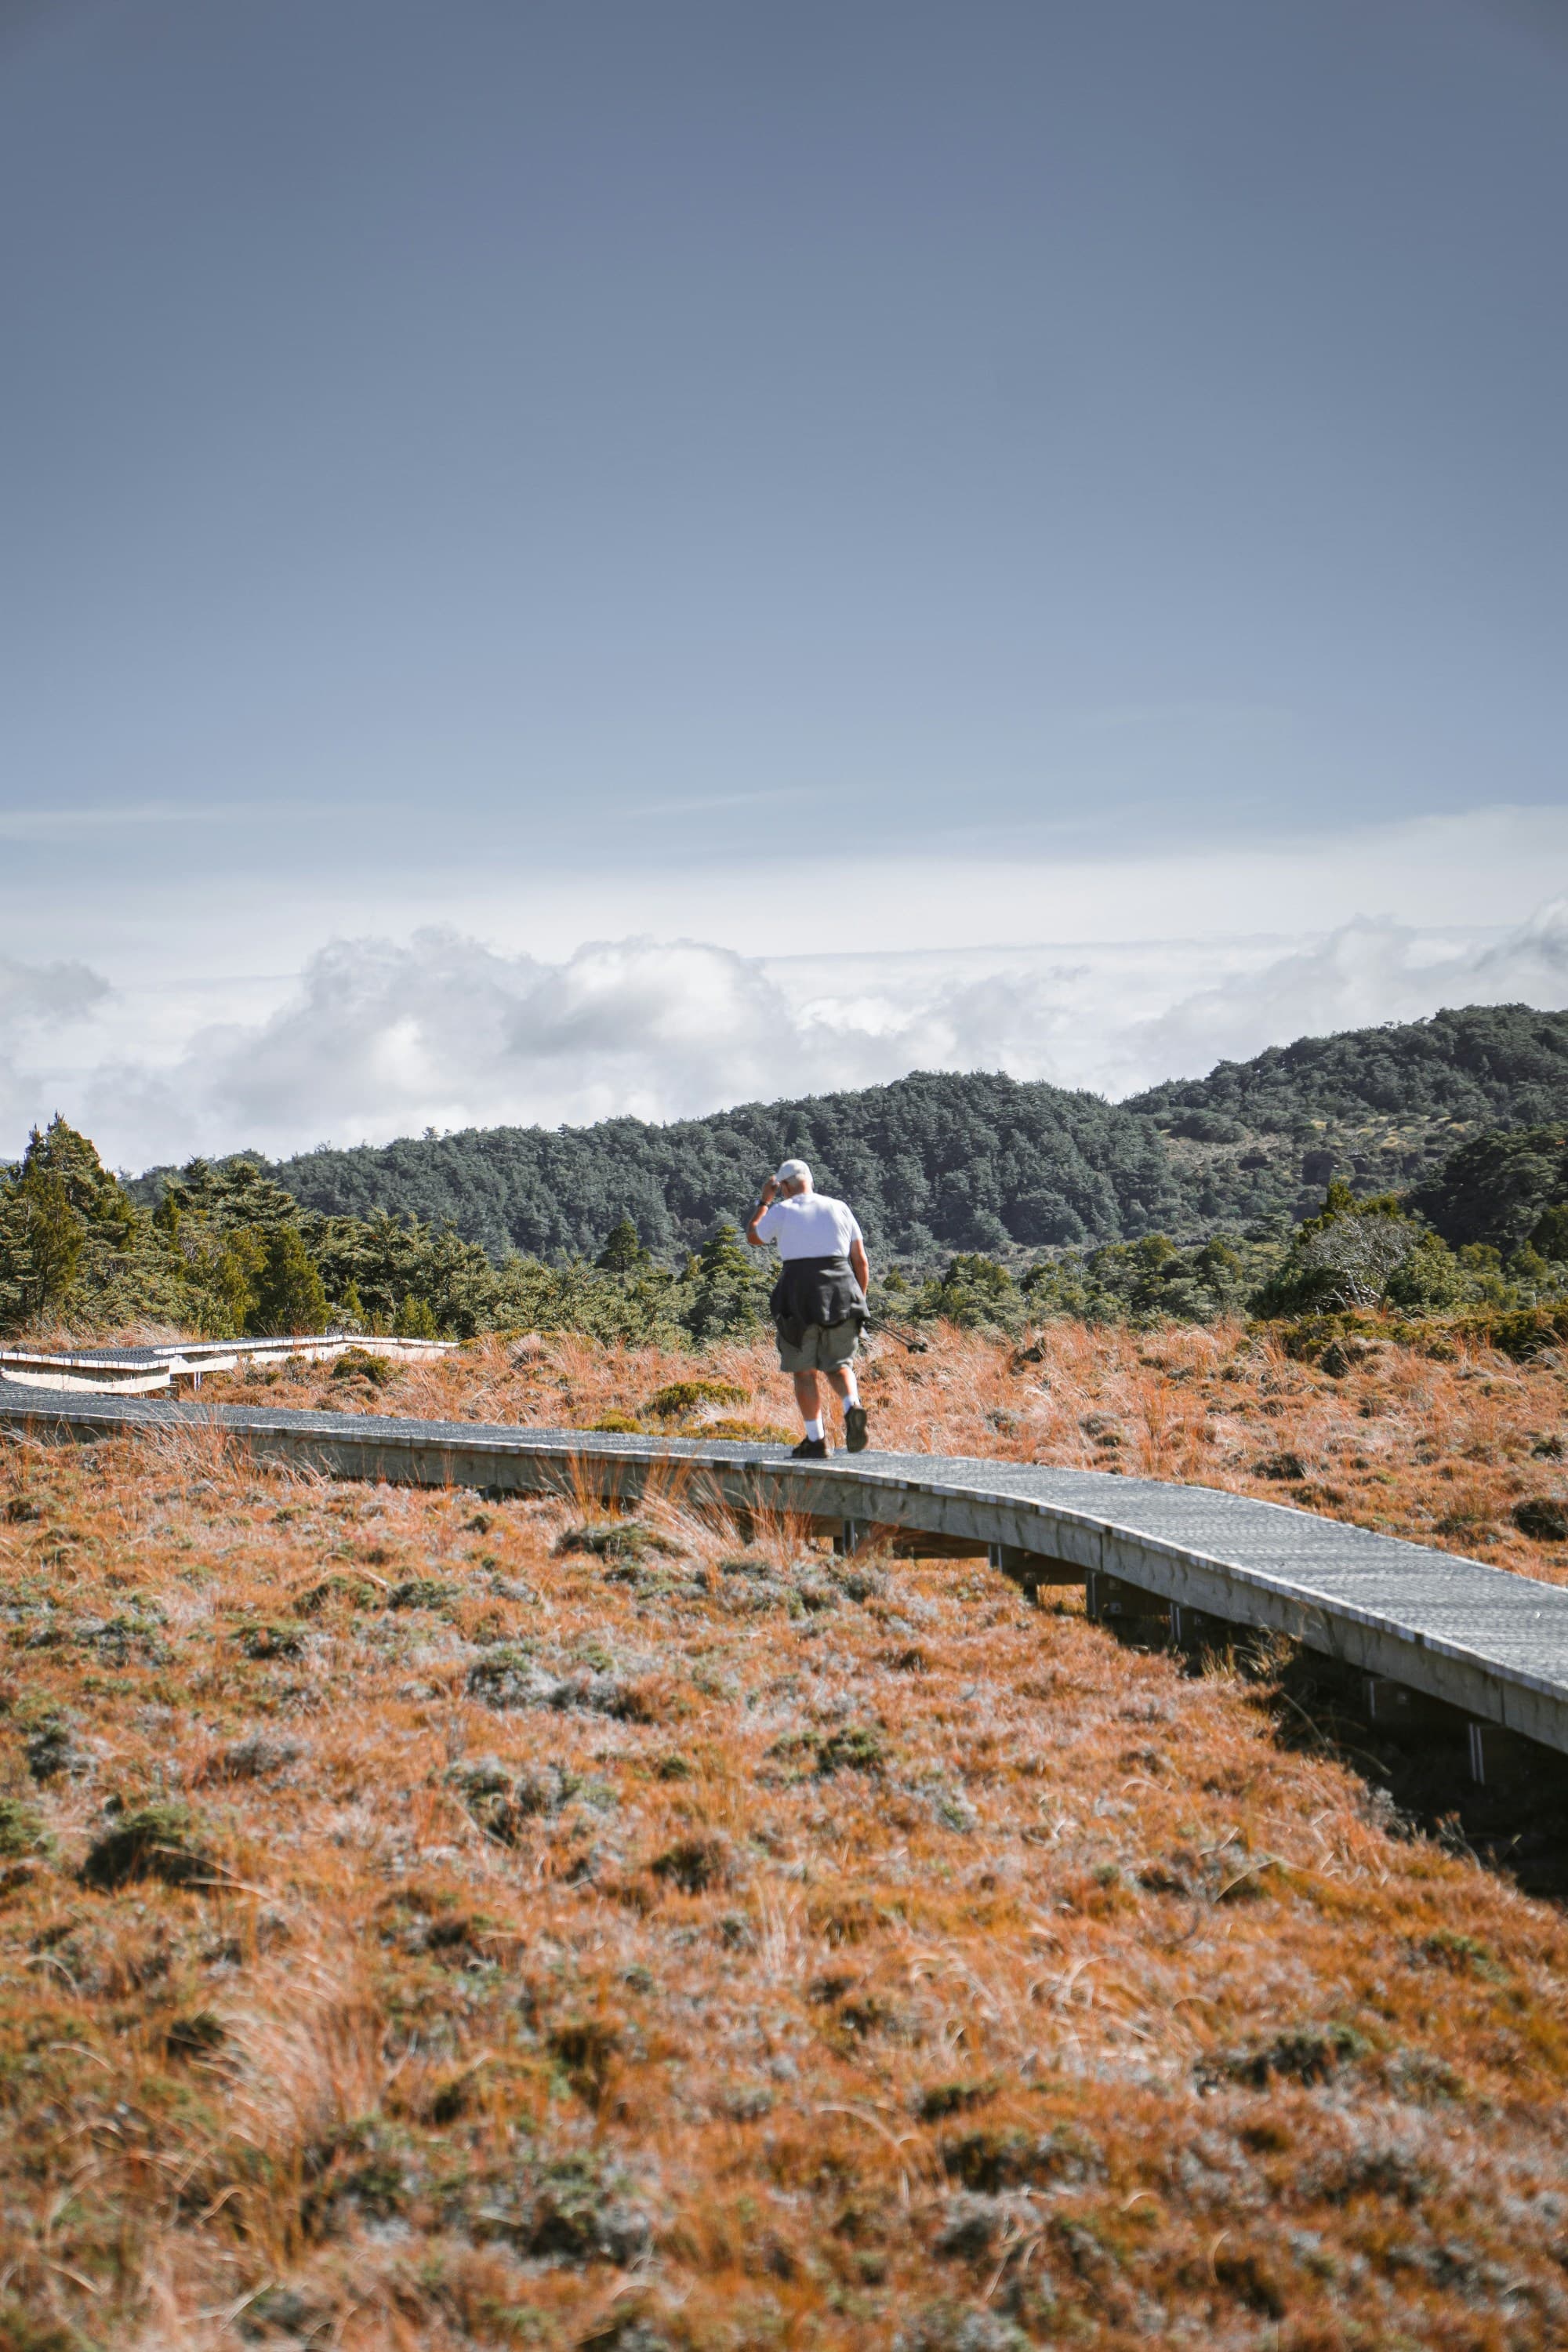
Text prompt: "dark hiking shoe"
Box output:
[[844, 1405, 869, 1454], [791, 1436, 829, 1460]]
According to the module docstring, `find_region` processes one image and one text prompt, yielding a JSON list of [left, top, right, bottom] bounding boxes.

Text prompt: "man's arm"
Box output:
[[745, 1175, 779, 1249], [849, 1235, 869, 1292]]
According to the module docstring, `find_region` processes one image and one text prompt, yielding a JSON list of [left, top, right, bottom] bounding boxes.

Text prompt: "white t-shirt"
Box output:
[[754, 1193, 864, 1261]]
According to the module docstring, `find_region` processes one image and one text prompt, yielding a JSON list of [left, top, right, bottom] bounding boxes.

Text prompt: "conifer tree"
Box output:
[[249, 1227, 328, 1336], [597, 1216, 648, 1272], [0, 1187, 38, 1332], [684, 1221, 764, 1341], [206, 1239, 263, 1338], [0, 1116, 170, 1333], [23, 1170, 82, 1308]]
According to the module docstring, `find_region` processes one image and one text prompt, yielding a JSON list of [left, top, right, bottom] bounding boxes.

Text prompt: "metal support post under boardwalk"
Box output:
[[989, 1541, 1086, 1601], [1169, 1602, 1239, 1654], [1087, 1570, 1171, 1645]]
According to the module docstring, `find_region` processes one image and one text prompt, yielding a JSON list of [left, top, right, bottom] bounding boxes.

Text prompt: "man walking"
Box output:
[[746, 1159, 870, 1458]]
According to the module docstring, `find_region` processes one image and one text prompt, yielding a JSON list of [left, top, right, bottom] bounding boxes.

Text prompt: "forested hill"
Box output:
[[1127, 1003, 1568, 1135], [256, 1073, 1181, 1265], [183, 1001, 1568, 1268]]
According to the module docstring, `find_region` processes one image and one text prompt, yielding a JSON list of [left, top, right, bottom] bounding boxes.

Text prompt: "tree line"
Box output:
[[0, 1120, 779, 1348], [5, 1109, 1566, 1357], [122, 1004, 1568, 1273], [5, 1004, 1566, 1348]]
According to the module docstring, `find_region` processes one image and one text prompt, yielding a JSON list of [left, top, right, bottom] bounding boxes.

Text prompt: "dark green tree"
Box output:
[[919, 1254, 1025, 1331], [0, 1116, 173, 1334], [20, 1171, 82, 1309], [1384, 1231, 1467, 1312], [249, 1227, 328, 1336], [207, 1235, 265, 1338], [1411, 1127, 1568, 1254], [1533, 1204, 1568, 1264], [0, 1187, 39, 1331], [155, 1154, 302, 1235], [597, 1216, 649, 1272], [1253, 1182, 1444, 1318], [394, 1294, 439, 1339], [684, 1222, 765, 1343]]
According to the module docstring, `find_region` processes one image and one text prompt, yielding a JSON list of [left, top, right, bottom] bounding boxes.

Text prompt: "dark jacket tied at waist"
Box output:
[[769, 1254, 868, 1348]]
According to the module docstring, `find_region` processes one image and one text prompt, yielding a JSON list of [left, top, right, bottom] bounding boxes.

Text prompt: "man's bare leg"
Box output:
[[793, 1365, 866, 1450], [793, 1368, 856, 1421], [826, 1362, 868, 1452]]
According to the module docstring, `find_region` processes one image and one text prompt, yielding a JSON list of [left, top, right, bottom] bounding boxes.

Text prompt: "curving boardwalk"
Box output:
[[5, 1382, 1568, 1768]]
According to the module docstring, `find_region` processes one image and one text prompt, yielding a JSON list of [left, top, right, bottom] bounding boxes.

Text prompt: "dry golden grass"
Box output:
[[0, 1323, 1566, 2349], [220, 1318, 1568, 1585]]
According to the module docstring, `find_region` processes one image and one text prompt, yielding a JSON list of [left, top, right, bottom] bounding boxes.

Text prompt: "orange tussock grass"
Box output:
[[218, 1317, 1568, 1583], [0, 1325, 1563, 2347]]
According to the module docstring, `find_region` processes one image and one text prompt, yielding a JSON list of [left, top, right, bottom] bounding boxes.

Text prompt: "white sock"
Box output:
[[804, 1415, 824, 1441], [840, 1374, 860, 1408]]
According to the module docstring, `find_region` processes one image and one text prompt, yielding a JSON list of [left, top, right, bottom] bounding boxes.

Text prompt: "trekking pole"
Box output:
[[868, 1316, 929, 1355]]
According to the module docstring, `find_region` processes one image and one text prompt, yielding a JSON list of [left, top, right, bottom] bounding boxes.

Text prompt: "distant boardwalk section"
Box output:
[[0, 1334, 453, 1395]]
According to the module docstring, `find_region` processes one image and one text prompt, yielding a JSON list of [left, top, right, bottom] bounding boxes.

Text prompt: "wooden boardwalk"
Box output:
[[5, 1384, 1568, 1769]]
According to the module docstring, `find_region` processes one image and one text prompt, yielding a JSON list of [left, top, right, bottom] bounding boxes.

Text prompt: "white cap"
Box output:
[[774, 1158, 812, 1186]]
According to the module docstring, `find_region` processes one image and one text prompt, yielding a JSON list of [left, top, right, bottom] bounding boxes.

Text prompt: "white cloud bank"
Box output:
[[5, 900, 1566, 1170], [0, 955, 110, 1029], [0, 955, 113, 1160]]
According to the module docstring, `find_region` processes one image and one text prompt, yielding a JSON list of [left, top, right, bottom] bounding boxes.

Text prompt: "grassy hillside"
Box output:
[[4, 1325, 1568, 2348], [190, 1004, 1568, 1268]]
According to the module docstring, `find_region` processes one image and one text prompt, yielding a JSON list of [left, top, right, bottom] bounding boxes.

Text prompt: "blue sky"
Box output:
[[2, 0, 1565, 1161]]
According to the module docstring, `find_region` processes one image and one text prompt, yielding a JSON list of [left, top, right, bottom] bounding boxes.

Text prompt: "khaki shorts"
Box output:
[[776, 1319, 862, 1375]]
